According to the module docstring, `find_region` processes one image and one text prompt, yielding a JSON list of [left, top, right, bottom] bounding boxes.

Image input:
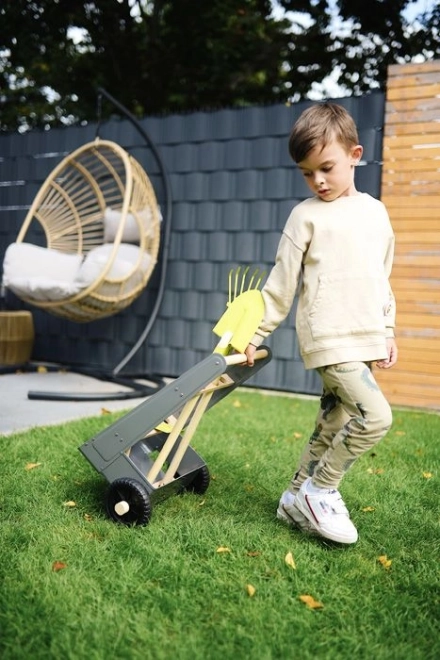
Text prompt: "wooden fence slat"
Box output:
[[386, 97, 440, 113], [393, 233, 440, 244], [391, 346, 440, 364], [385, 121, 440, 136], [376, 372, 440, 391], [382, 170, 440, 183], [383, 146, 440, 161], [382, 197, 440, 209], [391, 279, 440, 293], [393, 254, 440, 268], [396, 301, 440, 318], [376, 380, 440, 398], [383, 159, 440, 173], [386, 82, 440, 100], [394, 242, 440, 255], [395, 313, 440, 329], [396, 336, 440, 351], [391, 265, 440, 279], [388, 60, 440, 76], [384, 134, 440, 149], [385, 108, 440, 124], [391, 288, 440, 304]]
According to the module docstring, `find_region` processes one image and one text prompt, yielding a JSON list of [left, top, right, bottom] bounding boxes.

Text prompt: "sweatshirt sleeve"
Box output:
[[250, 232, 304, 347], [384, 234, 396, 338]]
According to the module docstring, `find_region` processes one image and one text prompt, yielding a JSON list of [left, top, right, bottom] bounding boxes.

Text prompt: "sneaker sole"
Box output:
[[294, 498, 358, 544]]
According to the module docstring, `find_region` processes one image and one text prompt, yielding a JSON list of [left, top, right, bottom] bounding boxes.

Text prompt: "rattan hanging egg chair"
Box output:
[[2, 139, 161, 322]]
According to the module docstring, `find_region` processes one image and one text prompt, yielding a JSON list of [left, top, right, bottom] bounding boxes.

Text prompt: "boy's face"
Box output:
[[297, 138, 363, 202]]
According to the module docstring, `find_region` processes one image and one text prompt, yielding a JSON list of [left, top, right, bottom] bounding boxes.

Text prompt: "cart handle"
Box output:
[[223, 348, 268, 366]]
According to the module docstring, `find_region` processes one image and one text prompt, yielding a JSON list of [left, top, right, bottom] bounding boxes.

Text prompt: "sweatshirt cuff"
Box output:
[[249, 333, 265, 348]]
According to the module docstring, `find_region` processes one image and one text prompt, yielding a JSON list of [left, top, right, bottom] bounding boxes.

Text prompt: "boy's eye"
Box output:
[[302, 166, 333, 177]]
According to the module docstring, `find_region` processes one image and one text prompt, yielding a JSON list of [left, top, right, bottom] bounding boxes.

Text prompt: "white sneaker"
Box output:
[[294, 478, 358, 544], [276, 490, 318, 535]]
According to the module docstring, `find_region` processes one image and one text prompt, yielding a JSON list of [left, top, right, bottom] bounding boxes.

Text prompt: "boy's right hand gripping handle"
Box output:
[[224, 348, 268, 366]]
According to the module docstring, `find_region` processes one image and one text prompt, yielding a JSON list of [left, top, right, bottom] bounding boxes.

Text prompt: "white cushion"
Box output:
[[103, 207, 155, 244], [4, 276, 82, 301], [75, 243, 151, 285], [3, 242, 82, 282], [2, 241, 152, 302], [2, 243, 84, 301]]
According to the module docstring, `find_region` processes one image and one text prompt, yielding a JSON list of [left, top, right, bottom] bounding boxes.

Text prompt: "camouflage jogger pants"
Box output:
[[290, 362, 393, 492]]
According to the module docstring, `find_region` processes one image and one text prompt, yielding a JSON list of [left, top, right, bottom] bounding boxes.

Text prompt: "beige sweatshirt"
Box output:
[[251, 193, 396, 369]]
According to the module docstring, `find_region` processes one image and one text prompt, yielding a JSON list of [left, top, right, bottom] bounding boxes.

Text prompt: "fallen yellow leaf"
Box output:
[[232, 400, 242, 408], [37, 365, 48, 373], [362, 506, 375, 512], [216, 546, 231, 553], [285, 551, 296, 570], [246, 584, 256, 597], [101, 408, 111, 415], [25, 462, 42, 471], [367, 467, 384, 475], [378, 555, 392, 570], [299, 594, 323, 609], [246, 551, 261, 557], [84, 514, 93, 521], [293, 432, 302, 439], [63, 501, 76, 508], [422, 472, 433, 479]]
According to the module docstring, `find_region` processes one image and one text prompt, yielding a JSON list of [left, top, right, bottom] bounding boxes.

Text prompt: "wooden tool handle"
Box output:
[[224, 348, 268, 366]]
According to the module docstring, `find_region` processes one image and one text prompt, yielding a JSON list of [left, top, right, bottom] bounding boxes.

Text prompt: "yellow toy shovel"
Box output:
[[212, 266, 266, 354]]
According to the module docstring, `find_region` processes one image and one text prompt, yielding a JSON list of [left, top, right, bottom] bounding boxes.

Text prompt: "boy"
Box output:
[[245, 102, 397, 545]]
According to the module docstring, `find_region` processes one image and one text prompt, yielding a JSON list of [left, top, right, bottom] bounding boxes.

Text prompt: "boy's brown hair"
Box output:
[[288, 102, 360, 163]]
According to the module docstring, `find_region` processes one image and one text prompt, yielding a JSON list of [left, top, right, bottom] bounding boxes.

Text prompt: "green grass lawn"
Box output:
[[0, 391, 439, 660]]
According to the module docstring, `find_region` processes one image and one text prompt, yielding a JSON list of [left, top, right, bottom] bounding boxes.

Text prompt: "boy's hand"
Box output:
[[376, 337, 398, 369], [245, 343, 257, 367]]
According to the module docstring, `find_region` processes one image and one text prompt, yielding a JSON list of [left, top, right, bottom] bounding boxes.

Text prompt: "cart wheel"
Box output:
[[105, 478, 152, 526], [187, 465, 210, 495]]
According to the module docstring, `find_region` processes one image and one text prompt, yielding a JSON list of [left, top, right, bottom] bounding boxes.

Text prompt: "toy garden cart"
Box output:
[[79, 267, 272, 525]]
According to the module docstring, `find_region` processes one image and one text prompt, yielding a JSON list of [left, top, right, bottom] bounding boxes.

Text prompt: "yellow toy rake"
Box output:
[[79, 267, 271, 525]]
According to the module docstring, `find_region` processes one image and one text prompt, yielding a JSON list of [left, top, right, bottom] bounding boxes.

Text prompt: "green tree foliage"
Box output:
[[0, 0, 438, 131]]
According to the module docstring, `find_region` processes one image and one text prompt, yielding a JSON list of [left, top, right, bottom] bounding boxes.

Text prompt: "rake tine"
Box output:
[[255, 270, 266, 290], [240, 266, 250, 295], [247, 268, 259, 290], [228, 269, 233, 305], [233, 266, 240, 301]]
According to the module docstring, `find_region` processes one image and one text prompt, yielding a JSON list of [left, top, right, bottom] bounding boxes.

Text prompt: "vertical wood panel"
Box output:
[[376, 60, 440, 411]]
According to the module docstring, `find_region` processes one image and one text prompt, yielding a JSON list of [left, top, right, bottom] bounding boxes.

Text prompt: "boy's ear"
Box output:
[[351, 144, 363, 164]]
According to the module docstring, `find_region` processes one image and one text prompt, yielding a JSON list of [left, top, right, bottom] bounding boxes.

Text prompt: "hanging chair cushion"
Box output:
[[3, 243, 84, 301], [75, 243, 151, 286], [103, 207, 155, 244], [3, 241, 153, 302]]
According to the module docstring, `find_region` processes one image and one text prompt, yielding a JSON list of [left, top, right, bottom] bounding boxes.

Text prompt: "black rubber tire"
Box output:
[[187, 465, 210, 495], [105, 477, 152, 526]]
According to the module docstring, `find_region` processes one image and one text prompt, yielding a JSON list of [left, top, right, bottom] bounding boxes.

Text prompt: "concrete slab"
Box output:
[[0, 370, 163, 436]]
